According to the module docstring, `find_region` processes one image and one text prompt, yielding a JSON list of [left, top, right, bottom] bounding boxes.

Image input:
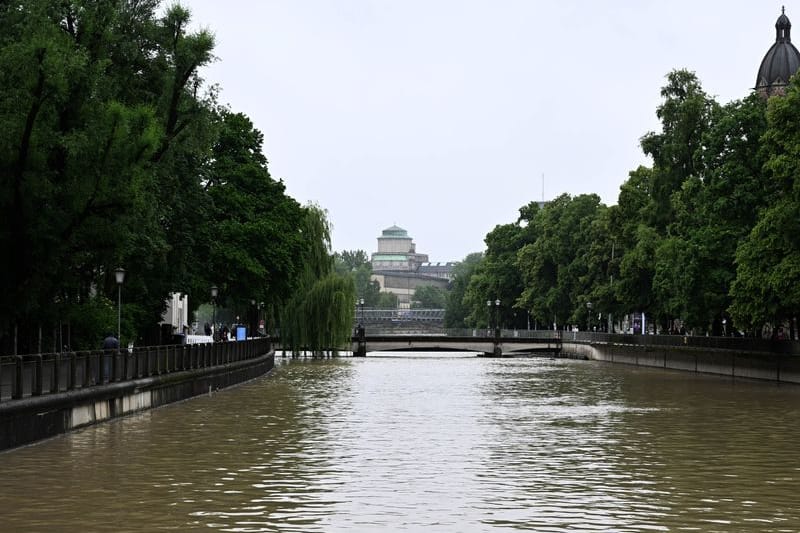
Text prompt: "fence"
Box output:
[[0, 338, 271, 402], [563, 331, 800, 355]]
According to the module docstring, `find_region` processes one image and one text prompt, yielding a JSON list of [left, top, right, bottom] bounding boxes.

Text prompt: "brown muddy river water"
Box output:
[[1, 353, 799, 532]]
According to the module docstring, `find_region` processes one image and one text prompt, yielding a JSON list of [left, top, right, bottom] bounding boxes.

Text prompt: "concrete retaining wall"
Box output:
[[0, 352, 274, 452], [562, 342, 800, 384]]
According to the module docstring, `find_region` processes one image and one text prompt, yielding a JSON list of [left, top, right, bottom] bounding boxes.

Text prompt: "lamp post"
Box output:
[[359, 298, 365, 325], [114, 267, 125, 343], [251, 299, 257, 337], [586, 301, 593, 332], [210, 286, 219, 341], [486, 300, 492, 335], [494, 299, 501, 338]]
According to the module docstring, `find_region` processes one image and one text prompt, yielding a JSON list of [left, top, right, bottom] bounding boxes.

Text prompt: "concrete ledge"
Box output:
[[562, 342, 800, 384], [0, 352, 274, 452]]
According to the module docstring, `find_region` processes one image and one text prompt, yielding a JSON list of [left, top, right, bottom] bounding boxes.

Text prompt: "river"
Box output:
[[1, 353, 799, 532]]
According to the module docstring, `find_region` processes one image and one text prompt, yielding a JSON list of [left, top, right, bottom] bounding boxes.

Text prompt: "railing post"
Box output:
[[13, 356, 23, 399], [85, 351, 93, 387], [148, 347, 155, 376], [111, 349, 119, 382], [33, 355, 43, 396], [69, 352, 77, 390], [52, 353, 61, 393], [97, 350, 106, 384]]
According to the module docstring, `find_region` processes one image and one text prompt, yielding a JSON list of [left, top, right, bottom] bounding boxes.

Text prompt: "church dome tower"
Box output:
[[756, 7, 800, 97]]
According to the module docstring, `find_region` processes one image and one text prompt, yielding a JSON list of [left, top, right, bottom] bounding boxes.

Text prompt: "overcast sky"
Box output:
[[185, 1, 784, 262]]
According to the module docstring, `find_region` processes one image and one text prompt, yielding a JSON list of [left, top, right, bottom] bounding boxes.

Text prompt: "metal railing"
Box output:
[[563, 331, 800, 355], [0, 338, 272, 402], [357, 328, 561, 339], [357, 327, 800, 354]]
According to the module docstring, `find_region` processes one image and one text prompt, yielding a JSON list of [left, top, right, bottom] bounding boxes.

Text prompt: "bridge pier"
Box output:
[[353, 325, 367, 357]]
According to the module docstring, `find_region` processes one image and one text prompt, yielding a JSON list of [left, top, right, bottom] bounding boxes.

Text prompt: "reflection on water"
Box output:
[[2, 353, 800, 532]]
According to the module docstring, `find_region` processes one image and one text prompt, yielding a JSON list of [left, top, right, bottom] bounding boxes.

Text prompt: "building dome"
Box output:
[[756, 7, 800, 96], [381, 225, 409, 238]]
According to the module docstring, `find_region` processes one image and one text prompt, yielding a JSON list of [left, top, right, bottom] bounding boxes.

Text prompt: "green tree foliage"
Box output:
[[640, 69, 717, 231], [412, 286, 447, 309], [730, 77, 800, 333], [517, 194, 609, 329], [461, 202, 540, 328], [0, 0, 216, 348], [0, 1, 348, 352], [375, 291, 399, 309], [444, 253, 483, 328], [466, 69, 788, 337], [334, 249, 381, 305], [280, 205, 355, 355], [203, 110, 305, 312]]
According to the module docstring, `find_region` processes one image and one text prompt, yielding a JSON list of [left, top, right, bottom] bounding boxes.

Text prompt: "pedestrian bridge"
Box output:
[[350, 329, 562, 356]]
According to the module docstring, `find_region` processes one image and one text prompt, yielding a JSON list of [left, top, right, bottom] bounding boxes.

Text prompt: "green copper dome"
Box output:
[[381, 225, 409, 238]]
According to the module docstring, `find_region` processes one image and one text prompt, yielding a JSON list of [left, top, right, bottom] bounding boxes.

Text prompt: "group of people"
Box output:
[[204, 322, 238, 341]]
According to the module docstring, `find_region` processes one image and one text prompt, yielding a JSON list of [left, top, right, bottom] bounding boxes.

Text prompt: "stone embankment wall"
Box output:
[[561, 342, 800, 384], [0, 352, 274, 452]]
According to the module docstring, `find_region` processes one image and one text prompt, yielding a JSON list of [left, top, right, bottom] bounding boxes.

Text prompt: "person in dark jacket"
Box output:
[[100, 333, 119, 383], [102, 333, 120, 350]]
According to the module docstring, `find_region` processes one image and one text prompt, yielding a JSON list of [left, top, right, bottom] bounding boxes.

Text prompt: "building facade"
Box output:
[[369, 225, 455, 308], [370, 225, 429, 273]]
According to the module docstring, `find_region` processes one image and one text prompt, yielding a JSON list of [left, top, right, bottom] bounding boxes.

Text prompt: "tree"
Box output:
[[0, 1, 218, 350], [375, 291, 399, 309], [730, 76, 800, 334], [203, 110, 305, 314], [334, 250, 380, 305], [444, 253, 483, 328], [640, 69, 717, 231], [412, 286, 447, 308], [517, 194, 607, 329], [280, 205, 355, 355]]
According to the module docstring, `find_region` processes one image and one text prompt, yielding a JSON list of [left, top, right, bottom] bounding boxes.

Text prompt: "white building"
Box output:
[[162, 293, 190, 333]]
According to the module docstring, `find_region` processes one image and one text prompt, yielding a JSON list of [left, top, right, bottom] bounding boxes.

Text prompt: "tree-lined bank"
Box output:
[[0, 1, 354, 354], [445, 70, 798, 338]]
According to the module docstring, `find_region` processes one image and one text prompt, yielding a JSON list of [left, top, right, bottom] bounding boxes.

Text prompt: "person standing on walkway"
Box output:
[[101, 333, 120, 382]]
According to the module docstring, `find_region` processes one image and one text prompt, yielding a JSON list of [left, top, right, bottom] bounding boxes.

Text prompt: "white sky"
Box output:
[[185, 1, 783, 262]]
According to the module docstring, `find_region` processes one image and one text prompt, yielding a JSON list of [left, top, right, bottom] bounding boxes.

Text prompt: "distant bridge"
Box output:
[[350, 329, 562, 357]]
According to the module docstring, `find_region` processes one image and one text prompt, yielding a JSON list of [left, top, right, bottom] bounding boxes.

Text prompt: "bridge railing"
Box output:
[[357, 327, 561, 339], [0, 338, 272, 403]]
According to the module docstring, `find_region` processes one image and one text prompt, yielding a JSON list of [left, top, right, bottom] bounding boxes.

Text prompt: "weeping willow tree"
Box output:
[[281, 205, 355, 355]]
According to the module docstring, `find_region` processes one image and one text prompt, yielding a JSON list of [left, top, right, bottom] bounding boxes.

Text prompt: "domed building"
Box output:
[[756, 7, 800, 97], [369, 225, 451, 308]]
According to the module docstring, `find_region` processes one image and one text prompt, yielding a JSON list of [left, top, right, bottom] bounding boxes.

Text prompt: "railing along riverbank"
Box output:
[[0, 338, 272, 403], [563, 331, 800, 355]]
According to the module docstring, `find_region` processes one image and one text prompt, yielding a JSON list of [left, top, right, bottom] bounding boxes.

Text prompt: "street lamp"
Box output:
[[359, 298, 365, 324], [586, 301, 593, 331], [210, 286, 219, 340], [486, 300, 492, 334], [494, 299, 501, 338], [251, 299, 257, 336], [114, 267, 125, 343]]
